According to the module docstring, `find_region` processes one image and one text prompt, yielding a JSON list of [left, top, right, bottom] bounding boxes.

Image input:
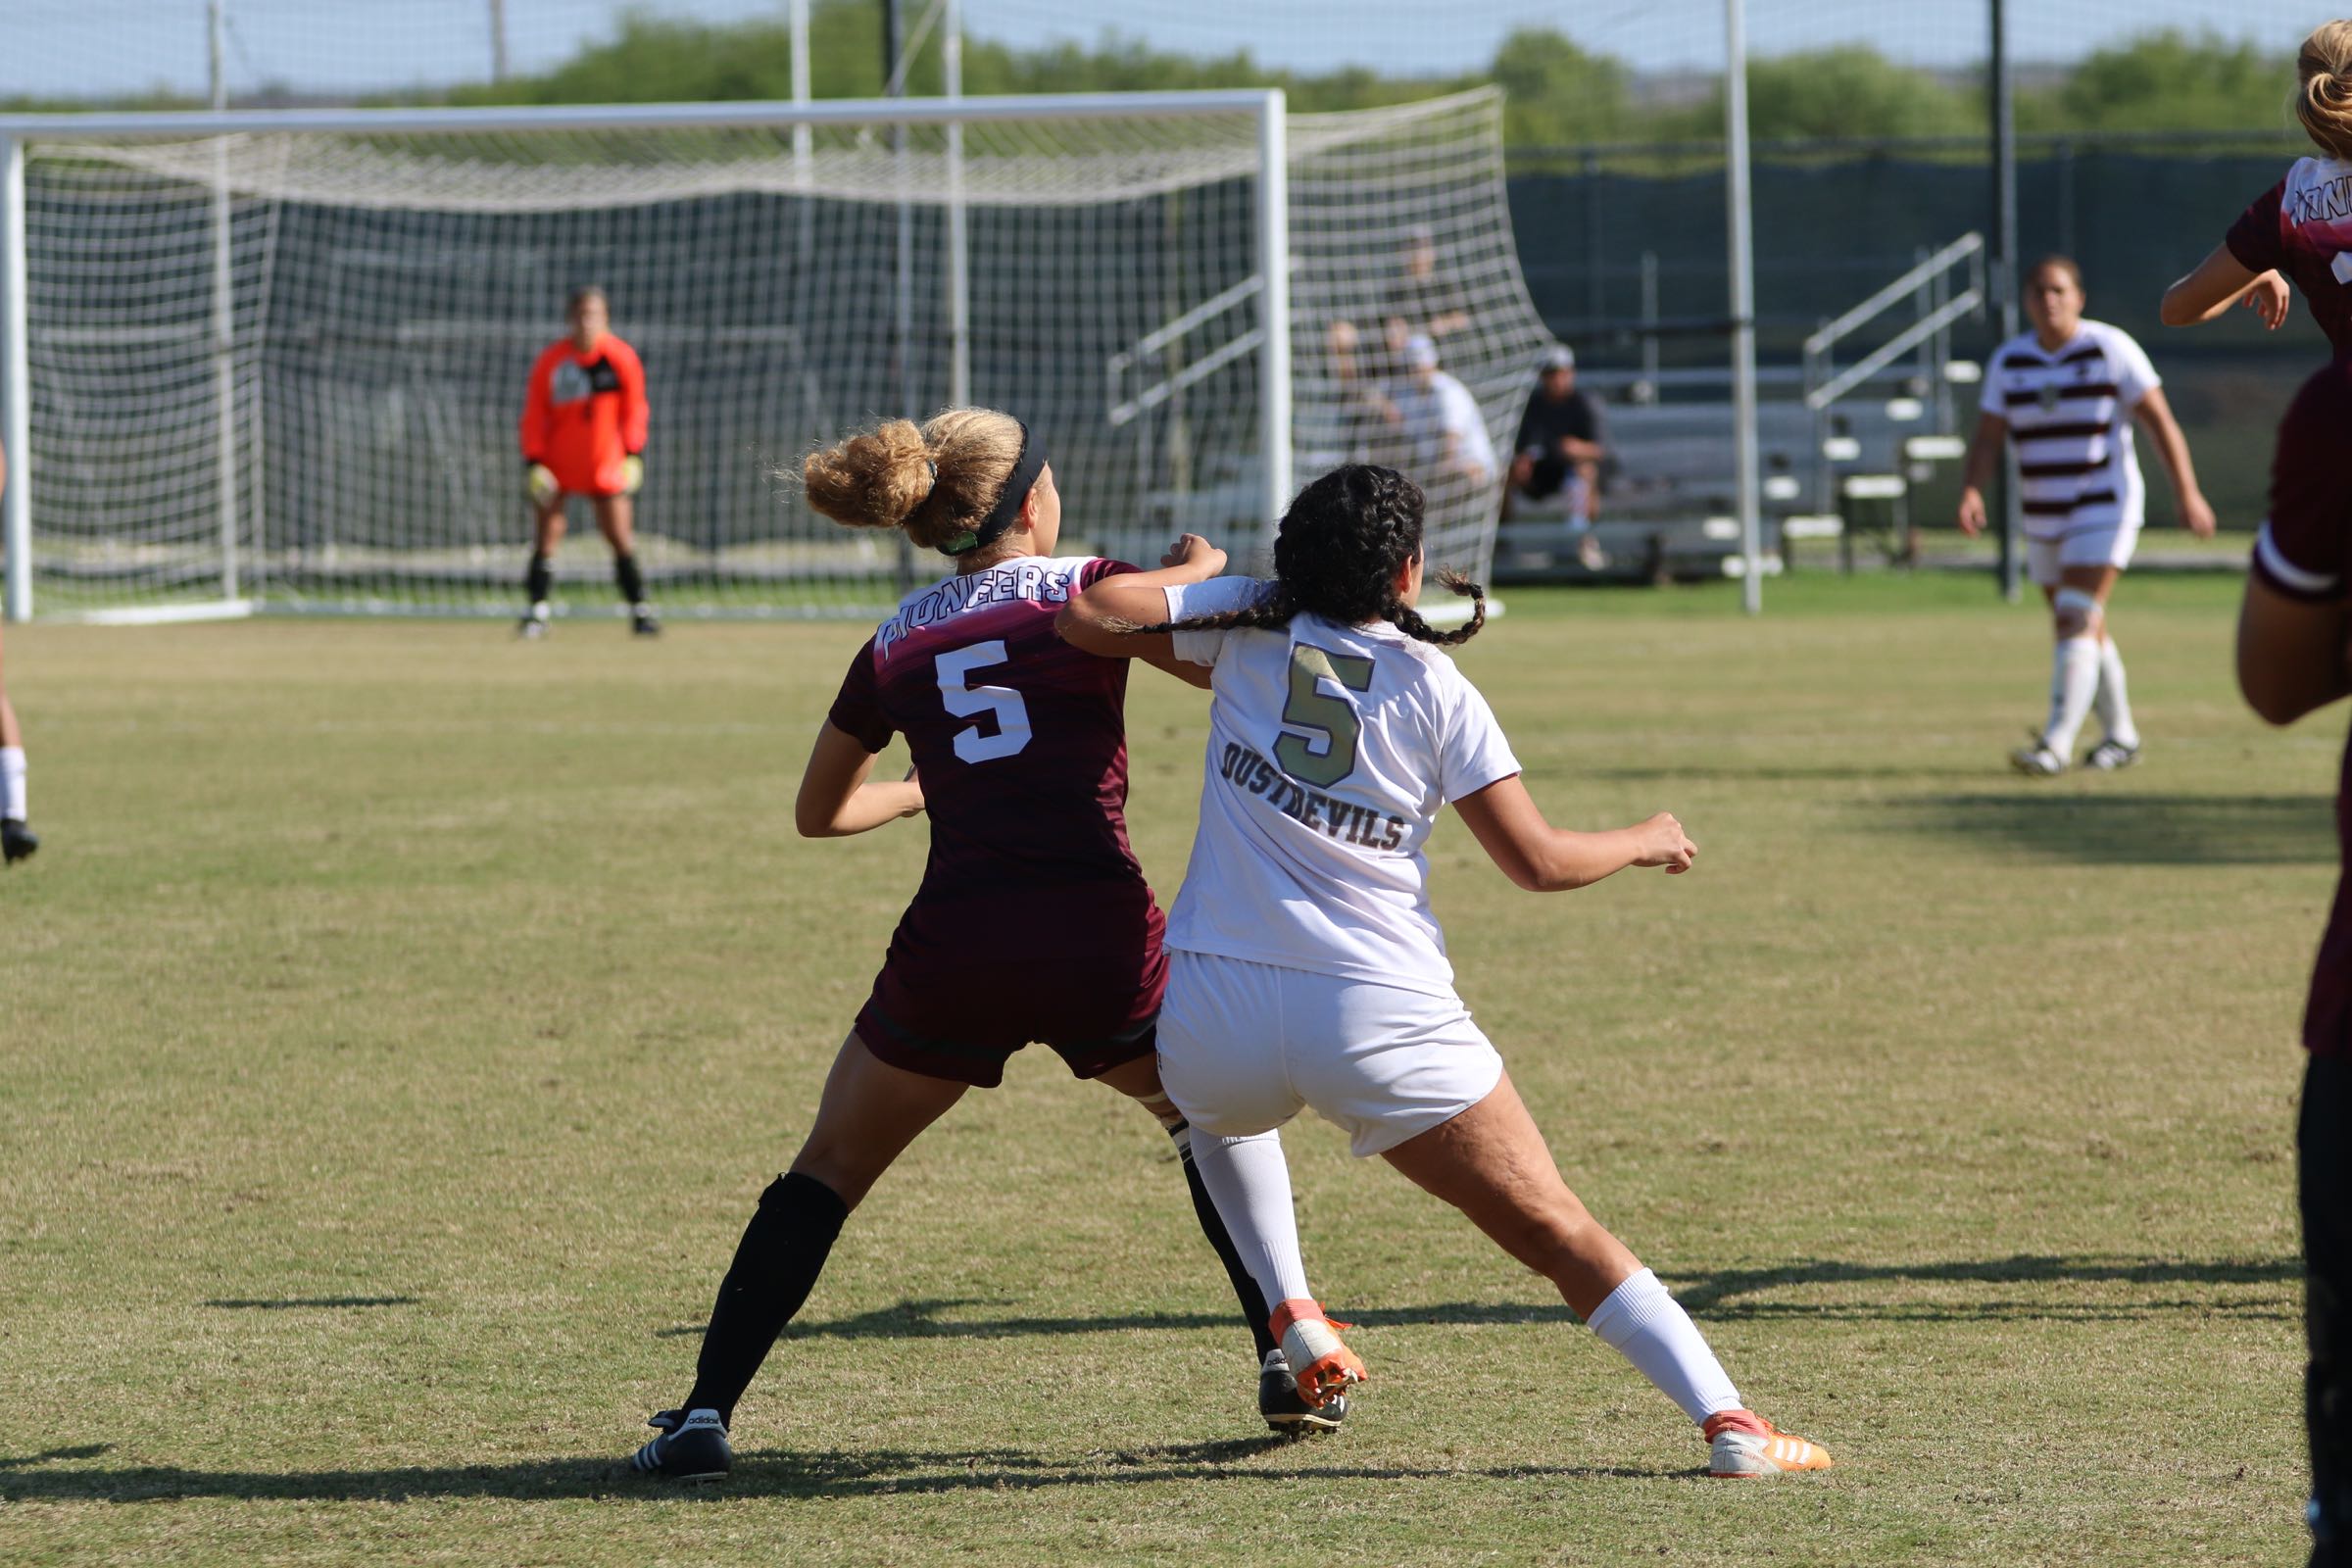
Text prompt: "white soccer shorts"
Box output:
[[1156, 950, 1504, 1158], [2027, 516, 2141, 586]]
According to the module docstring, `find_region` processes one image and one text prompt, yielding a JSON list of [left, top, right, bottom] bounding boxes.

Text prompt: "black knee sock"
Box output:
[[683, 1171, 850, 1426], [1168, 1120, 1279, 1361], [614, 552, 645, 606], [524, 553, 552, 607], [2306, 1056, 2352, 1562]]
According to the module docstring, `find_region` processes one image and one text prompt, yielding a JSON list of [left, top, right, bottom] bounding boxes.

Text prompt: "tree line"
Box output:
[[440, 7, 2304, 146], [4, 4, 2309, 145]]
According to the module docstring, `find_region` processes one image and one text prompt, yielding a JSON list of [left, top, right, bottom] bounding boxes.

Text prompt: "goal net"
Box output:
[[3, 87, 1548, 620]]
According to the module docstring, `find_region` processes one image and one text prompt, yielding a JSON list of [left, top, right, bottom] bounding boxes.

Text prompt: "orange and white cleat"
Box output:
[[1268, 1298, 1365, 1409], [1703, 1410, 1835, 1477]]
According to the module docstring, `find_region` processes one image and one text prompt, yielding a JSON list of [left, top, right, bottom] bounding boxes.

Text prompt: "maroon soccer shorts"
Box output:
[[854, 943, 1169, 1088]]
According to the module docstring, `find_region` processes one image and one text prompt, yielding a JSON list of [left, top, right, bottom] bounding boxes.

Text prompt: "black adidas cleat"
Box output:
[[629, 605, 662, 638], [1259, 1348, 1348, 1435], [629, 1407, 730, 1482], [2, 818, 37, 865]]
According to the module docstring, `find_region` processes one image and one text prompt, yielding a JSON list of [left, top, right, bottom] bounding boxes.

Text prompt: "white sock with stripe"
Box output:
[[0, 747, 24, 821], [1583, 1268, 1741, 1426], [2093, 635, 2138, 748], [1186, 1126, 1313, 1306], [2041, 635, 2102, 757]]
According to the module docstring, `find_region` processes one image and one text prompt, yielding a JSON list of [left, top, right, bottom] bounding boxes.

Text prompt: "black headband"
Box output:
[[938, 423, 1048, 556]]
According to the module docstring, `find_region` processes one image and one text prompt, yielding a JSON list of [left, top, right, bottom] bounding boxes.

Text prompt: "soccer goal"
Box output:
[[0, 87, 1549, 622]]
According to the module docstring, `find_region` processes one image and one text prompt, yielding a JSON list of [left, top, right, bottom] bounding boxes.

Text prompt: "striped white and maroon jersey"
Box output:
[[1980, 319, 2161, 541]]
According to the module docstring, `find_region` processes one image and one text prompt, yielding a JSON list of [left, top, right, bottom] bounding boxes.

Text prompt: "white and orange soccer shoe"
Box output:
[[1268, 1298, 1366, 1410], [1703, 1409, 1835, 1477]]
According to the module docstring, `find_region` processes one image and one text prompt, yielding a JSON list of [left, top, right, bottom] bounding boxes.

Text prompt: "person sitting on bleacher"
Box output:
[[1508, 346, 1606, 523], [1505, 345, 1608, 570], [1382, 334, 1495, 501]]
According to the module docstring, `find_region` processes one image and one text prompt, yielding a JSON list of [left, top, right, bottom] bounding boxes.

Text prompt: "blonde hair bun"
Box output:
[[803, 419, 938, 533], [2298, 22, 2352, 160], [800, 408, 1027, 555]]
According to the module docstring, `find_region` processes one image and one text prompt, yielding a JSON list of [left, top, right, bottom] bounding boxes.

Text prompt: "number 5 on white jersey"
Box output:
[[935, 640, 1034, 763]]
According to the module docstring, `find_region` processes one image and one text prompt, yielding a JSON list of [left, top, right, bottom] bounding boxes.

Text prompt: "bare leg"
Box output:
[[533, 498, 568, 559], [2049, 563, 2120, 641], [787, 1031, 969, 1209], [1382, 1074, 1759, 1434], [1380, 1072, 1639, 1317], [592, 492, 636, 557]]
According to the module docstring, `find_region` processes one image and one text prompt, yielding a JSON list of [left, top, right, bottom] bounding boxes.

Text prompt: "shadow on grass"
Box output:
[[0, 1438, 1678, 1503], [203, 1297, 419, 1310], [1877, 793, 2333, 864], [1670, 1253, 2298, 1322], [644, 1254, 2292, 1344], [1590, 764, 1956, 785], [736, 1298, 1594, 1342]]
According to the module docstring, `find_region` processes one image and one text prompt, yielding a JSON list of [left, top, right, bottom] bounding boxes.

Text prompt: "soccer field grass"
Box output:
[[0, 571, 2326, 1566]]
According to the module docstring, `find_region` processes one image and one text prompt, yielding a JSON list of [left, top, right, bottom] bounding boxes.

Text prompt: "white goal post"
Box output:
[[0, 88, 1548, 622]]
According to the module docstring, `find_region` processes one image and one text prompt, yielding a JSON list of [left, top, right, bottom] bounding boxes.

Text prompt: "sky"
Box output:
[[6, 0, 2339, 102]]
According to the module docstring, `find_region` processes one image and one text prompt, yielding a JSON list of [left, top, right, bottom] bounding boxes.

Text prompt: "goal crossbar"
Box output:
[[0, 90, 1286, 141]]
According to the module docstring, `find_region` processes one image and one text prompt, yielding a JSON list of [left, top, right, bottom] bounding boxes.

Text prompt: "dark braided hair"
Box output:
[[1133, 465, 1486, 646]]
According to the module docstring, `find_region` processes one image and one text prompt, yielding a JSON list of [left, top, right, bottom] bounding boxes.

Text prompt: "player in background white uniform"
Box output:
[[1059, 463, 1834, 1478], [1956, 257, 2216, 776]]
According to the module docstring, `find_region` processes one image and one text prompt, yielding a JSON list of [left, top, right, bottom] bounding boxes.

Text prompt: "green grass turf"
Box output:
[[0, 571, 2323, 1564]]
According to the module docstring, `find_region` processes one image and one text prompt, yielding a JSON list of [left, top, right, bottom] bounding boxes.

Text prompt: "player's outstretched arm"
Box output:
[[1450, 774, 1694, 893], [1056, 533, 1228, 671], [2161, 245, 2287, 329], [795, 721, 924, 838]]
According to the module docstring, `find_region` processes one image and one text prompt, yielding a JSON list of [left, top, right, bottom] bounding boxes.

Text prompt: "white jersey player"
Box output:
[[1059, 462, 1835, 1478], [1956, 257, 2215, 776]]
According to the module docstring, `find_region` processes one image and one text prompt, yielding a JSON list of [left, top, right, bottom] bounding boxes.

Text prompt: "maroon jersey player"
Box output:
[[2162, 23, 2352, 1565], [826, 552, 1169, 1066], [625, 408, 1327, 1482]]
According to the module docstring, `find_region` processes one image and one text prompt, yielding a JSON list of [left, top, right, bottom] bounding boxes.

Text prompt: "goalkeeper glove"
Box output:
[[525, 462, 560, 506], [620, 454, 645, 495]]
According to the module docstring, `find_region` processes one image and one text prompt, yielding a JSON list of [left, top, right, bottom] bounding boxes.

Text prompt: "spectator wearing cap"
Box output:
[[1383, 333, 1495, 494], [1508, 344, 1607, 525]]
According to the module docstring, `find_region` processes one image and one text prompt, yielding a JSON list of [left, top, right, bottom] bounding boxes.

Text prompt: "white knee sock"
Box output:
[[0, 746, 24, 821], [2093, 636, 2138, 748], [2041, 636, 2102, 757], [1186, 1127, 1313, 1308], [1582, 1268, 1741, 1426]]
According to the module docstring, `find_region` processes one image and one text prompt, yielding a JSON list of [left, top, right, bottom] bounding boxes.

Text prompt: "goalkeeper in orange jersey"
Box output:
[[516, 286, 658, 637]]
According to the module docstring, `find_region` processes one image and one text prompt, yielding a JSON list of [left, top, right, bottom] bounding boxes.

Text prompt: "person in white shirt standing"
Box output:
[[1058, 463, 1833, 1478], [1956, 256, 2216, 776]]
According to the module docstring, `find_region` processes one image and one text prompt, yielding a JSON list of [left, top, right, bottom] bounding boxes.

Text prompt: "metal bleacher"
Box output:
[[1495, 233, 1987, 584]]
